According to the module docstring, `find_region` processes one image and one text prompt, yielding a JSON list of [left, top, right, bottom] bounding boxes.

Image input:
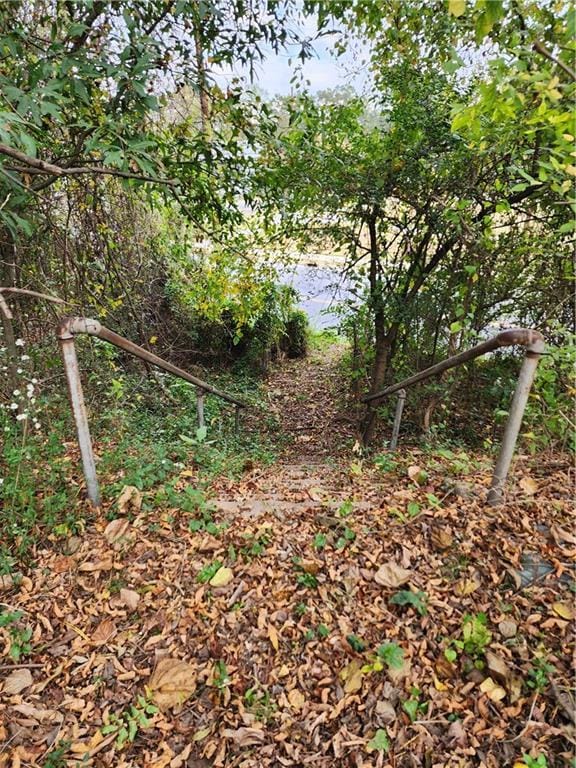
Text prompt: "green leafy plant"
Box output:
[[376, 642, 405, 670], [390, 589, 428, 616], [0, 610, 32, 661], [244, 686, 277, 723], [335, 525, 356, 550], [196, 560, 223, 584], [402, 687, 428, 722], [297, 572, 318, 589], [41, 740, 71, 768], [446, 612, 492, 662], [313, 532, 327, 550], [101, 696, 158, 749], [337, 499, 354, 518], [211, 659, 231, 690], [367, 728, 390, 752], [346, 634, 366, 653], [374, 454, 398, 473], [522, 754, 548, 768], [527, 653, 555, 692]]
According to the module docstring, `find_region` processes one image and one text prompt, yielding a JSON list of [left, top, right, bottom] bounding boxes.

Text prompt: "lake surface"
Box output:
[[281, 264, 352, 330]]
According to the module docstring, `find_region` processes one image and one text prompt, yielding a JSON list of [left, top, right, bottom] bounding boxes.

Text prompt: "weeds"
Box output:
[[101, 696, 158, 749]]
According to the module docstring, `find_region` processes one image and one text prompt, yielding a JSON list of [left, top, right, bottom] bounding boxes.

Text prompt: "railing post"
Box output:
[[197, 388, 205, 430], [389, 388, 406, 451], [58, 330, 101, 508], [487, 338, 545, 506]]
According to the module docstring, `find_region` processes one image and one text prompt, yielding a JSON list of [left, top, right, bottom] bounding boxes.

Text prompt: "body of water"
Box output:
[[281, 264, 352, 330]]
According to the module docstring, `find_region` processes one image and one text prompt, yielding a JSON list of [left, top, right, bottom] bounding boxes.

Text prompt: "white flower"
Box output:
[[9, 402, 18, 410], [15, 339, 25, 347], [21, 355, 30, 361], [12, 389, 20, 396], [16, 413, 28, 421]]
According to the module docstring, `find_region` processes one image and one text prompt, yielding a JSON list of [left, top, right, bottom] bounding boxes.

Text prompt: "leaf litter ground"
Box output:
[[1, 343, 574, 767]]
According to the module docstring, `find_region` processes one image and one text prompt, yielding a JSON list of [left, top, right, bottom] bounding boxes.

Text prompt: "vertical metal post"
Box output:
[[197, 388, 205, 430], [234, 405, 240, 434], [389, 389, 406, 451], [59, 333, 101, 508], [487, 339, 545, 506]]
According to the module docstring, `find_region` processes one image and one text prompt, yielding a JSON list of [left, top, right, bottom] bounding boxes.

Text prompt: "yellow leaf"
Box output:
[[448, 0, 466, 17], [149, 336, 158, 344], [209, 567, 233, 587], [455, 577, 480, 596], [268, 625, 279, 652], [552, 602, 574, 620], [433, 673, 448, 691], [340, 660, 364, 693], [148, 658, 196, 711], [287, 688, 306, 711], [480, 676, 506, 701], [519, 476, 538, 495], [116, 485, 142, 514], [566, 164, 576, 176]]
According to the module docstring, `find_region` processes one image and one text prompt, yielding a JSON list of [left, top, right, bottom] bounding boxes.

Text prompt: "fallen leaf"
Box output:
[[485, 651, 510, 684], [431, 528, 454, 550], [374, 562, 412, 588], [79, 558, 113, 573], [148, 658, 196, 711], [498, 619, 517, 638], [340, 660, 364, 693], [268, 625, 279, 652], [287, 688, 306, 711], [552, 602, 574, 620], [455, 576, 480, 596], [388, 657, 411, 683], [117, 485, 142, 513], [407, 465, 428, 486], [3, 668, 33, 694], [222, 727, 266, 746], [0, 572, 22, 590], [119, 588, 140, 611], [104, 518, 130, 544], [308, 487, 324, 501], [375, 699, 396, 723], [480, 676, 506, 702], [519, 476, 538, 495], [91, 618, 116, 646], [209, 567, 233, 587]]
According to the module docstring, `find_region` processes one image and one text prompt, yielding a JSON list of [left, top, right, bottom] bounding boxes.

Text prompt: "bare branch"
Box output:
[[0, 144, 178, 187], [533, 41, 576, 81]]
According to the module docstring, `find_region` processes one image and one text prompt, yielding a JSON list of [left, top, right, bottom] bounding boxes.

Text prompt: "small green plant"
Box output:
[[367, 728, 390, 752], [446, 612, 492, 662], [0, 610, 32, 661], [527, 653, 555, 692], [41, 739, 71, 768], [317, 623, 330, 638], [521, 754, 548, 768], [294, 602, 307, 617], [335, 525, 356, 549], [407, 501, 420, 517], [425, 493, 441, 508], [313, 532, 327, 550], [101, 696, 158, 749], [297, 572, 318, 589], [240, 530, 271, 560], [376, 642, 405, 670], [211, 659, 231, 690], [374, 454, 398, 472], [337, 499, 354, 518], [196, 559, 223, 583], [402, 687, 428, 722], [346, 634, 366, 653], [390, 589, 428, 616], [244, 687, 277, 723]]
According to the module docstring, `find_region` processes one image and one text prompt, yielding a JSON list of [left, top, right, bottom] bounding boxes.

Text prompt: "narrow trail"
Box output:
[[1, 345, 573, 768]]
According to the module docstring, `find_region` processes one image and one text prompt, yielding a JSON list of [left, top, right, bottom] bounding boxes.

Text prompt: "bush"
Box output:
[[282, 309, 308, 358]]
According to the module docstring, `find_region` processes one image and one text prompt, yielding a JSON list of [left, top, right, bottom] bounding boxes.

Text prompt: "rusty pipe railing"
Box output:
[[361, 328, 545, 506], [57, 316, 247, 508]]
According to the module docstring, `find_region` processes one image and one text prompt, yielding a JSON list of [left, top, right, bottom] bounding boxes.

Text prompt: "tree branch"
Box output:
[[0, 144, 177, 186], [533, 41, 576, 82]]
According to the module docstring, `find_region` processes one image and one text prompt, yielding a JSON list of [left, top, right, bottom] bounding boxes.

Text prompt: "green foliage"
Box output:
[[41, 741, 72, 768], [390, 589, 428, 616], [527, 654, 555, 693], [374, 454, 398, 473], [522, 754, 549, 768], [0, 609, 32, 661], [367, 729, 390, 753], [448, 613, 493, 660], [376, 642, 405, 671], [346, 634, 366, 653], [101, 696, 158, 750], [196, 560, 223, 584], [296, 572, 318, 589], [402, 687, 428, 722], [244, 687, 277, 723], [312, 532, 328, 551]]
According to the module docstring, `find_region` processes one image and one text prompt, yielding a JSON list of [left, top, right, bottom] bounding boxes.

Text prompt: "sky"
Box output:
[[213, 16, 372, 98]]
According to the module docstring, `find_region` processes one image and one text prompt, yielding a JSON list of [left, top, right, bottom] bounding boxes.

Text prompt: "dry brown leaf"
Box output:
[[209, 567, 233, 587], [119, 588, 140, 611], [407, 465, 428, 485], [0, 572, 22, 590], [552, 602, 574, 620], [222, 727, 266, 747], [148, 658, 196, 711], [300, 559, 321, 575], [268, 624, 279, 652], [498, 619, 517, 638], [117, 485, 142, 513], [388, 657, 411, 683], [307, 487, 324, 501], [103, 518, 130, 544], [431, 528, 454, 551], [519, 476, 538, 495], [3, 668, 33, 694], [374, 562, 412, 588], [91, 618, 117, 646], [79, 558, 113, 573], [287, 688, 306, 711], [485, 651, 510, 684]]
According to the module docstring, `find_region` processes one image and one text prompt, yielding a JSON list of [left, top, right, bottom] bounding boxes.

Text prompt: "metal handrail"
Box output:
[[57, 316, 247, 507], [362, 328, 546, 506]]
